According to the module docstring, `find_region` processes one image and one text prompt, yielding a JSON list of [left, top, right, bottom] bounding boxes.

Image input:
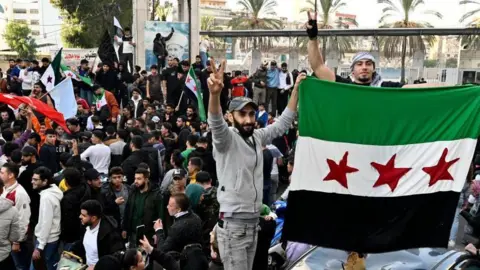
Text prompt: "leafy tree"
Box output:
[[423, 59, 438, 67], [377, 0, 442, 83], [228, 0, 283, 51], [156, 0, 174, 21], [300, 0, 357, 60], [446, 57, 458, 68], [3, 22, 37, 58], [51, 0, 132, 48], [459, 0, 480, 49]]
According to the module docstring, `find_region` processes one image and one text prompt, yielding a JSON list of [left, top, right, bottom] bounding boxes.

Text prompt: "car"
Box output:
[[285, 246, 480, 269]]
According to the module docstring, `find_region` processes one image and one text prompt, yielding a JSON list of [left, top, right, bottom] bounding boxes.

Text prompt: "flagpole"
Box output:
[[176, 91, 184, 111]]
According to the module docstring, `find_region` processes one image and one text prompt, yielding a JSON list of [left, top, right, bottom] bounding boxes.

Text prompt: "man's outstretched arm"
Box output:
[[307, 11, 335, 82]]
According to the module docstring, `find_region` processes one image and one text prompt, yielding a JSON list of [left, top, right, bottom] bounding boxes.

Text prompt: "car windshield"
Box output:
[[290, 247, 459, 269]]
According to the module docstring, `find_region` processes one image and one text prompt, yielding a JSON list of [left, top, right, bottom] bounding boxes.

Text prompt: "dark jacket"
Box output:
[[156, 211, 203, 253], [177, 127, 191, 152], [141, 142, 162, 184], [121, 150, 145, 185], [39, 144, 58, 174], [17, 161, 43, 230], [188, 147, 217, 185], [90, 185, 121, 226], [162, 133, 178, 163], [96, 69, 118, 93], [251, 68, 267, 88], [72, 215, 125, 262], [61, 183, 92, 243], [153, 32, 174, 57], [122, 184, 163, 240]]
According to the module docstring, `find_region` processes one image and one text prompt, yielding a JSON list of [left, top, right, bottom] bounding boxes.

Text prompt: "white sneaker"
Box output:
[[448, 240, 455, 249]]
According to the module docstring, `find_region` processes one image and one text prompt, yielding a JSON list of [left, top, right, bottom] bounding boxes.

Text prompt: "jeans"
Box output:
[[30, 240, 60, 270], [200, 51, 208, 68], [121, 53, 134, 73], [449, 207, 461, 242], [253, 87, 266, 105], [266, 87, 278, 116], [217, 220, 259, 270], [270, 174, 279, 204], [11, 237, 33, 270]]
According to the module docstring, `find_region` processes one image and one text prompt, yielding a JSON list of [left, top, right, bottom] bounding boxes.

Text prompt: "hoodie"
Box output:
[[0, 197, 20, 261], [35, 184, 63, 249]]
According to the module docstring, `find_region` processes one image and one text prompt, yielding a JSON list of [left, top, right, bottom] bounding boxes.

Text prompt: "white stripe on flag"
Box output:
[[290, 137, 476, 197]]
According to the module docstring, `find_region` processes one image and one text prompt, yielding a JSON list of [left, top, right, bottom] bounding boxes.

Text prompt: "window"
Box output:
[[30, 20, 39, 25], [30, 9, 39, 14], [14, 19, 27, 24], [31, 30, 40, 36], [13, 8, 27, 14]]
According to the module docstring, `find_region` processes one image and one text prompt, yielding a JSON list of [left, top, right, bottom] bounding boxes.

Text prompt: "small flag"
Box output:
[[93, 88, 107, 111], [60, 64, 93, 86], [113, 16, 123, 30], [48, 77, 77, 119], [40, 48, 63, 91], [283, 77, 480, 253], [185, 66, 206, 121]]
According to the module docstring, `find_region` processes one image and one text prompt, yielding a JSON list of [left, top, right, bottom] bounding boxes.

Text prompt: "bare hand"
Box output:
[[139, 235, 154, 254], [466, 243, 477, 254], [293, 73, 307, 93], [115, 197, 125, 205], [111, 117, 117, 123], [71, 139, 78, 149], [122, 231, 127, 239], [12, 242, 20, 252], [154, 219, 163, 231], [207, 58, 226, 96], [264, 215, 273, 221], [260, 81, 265, 87], [32, 249, 41, 260], [175, 106, 179, 112]]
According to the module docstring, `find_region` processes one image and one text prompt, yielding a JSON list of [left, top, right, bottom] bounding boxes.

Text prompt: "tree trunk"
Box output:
[[151, 0, 156, 20], [400, 35, 407, 84]]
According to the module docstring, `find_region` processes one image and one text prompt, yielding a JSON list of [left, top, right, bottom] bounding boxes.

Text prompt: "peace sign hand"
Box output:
[[207, 58, 226, 96], [306, 11, 318, 40]]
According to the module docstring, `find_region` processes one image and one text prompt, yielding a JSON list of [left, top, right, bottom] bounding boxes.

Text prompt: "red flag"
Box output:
[[12, 96, 71, 134], [0, 93, 25, 109]]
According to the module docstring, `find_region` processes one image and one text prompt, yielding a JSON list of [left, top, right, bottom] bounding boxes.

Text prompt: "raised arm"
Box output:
[[306, 12, 335, 82], [207, 59, 232, 153]]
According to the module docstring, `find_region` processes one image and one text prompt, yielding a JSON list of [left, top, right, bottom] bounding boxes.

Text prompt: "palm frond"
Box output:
[[459, 8, 480, 22], [423, 10, 443, 19], [410, 0, 425, 10], [459, 0, 480, 5], [377, 0, 397, 7]]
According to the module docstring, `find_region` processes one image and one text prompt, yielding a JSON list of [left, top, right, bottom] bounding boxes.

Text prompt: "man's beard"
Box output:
[[83, 220, 93, 227], [136, 183, 146, 190], [21, 160, 31, 166], [357, 76, 371, 83], [234, 119, 254, 138]]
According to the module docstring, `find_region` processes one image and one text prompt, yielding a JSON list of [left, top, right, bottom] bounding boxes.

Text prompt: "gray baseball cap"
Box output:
[[228, 97, 258, 112]]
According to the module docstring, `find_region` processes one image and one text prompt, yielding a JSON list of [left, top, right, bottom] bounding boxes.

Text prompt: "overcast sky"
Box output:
[[226, 0, 470, 27]]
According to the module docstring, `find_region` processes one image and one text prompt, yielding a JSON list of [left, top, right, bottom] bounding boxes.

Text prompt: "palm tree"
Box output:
[[156, 0, 174, 21], [201, 16, 225, 50], [459, 1, 480, 49], [300, 0, 357, 60], [377, 0, 442, 83], [228, 0, 283, 51]]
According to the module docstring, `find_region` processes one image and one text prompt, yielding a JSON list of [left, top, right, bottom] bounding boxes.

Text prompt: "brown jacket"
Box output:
[[104, 90, 120, 119]]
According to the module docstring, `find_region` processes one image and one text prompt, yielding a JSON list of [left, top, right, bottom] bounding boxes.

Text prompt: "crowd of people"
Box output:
[[0, 11, 478, 270]]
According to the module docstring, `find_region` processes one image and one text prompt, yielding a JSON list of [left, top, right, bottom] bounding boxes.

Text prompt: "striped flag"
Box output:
[[283, 77, 480, 253], [60, 64, 93, 86], [185, 66, 206, 121]]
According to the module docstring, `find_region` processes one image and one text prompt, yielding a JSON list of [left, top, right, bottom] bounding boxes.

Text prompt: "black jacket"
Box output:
[[142, 143, 162, 184], [39, 144, 58, 173], [122, 184, 163, 240], [61, 183, 92, 243], [177, 127, 191, 152], [96, 69, 118, 93], [121, 150, 145, 185], [90, 185, 121, 226], [17, 161, 43, 229], [72, 215, 125, 261], [188, 147, 217, 185], [156, 211, 203, 253]]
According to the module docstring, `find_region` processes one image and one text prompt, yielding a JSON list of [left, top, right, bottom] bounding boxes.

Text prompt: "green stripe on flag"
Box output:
[[298, 77, 480, 146]]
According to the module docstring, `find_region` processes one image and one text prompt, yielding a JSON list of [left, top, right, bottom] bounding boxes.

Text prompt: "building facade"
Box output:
[[0, 0, 63, 53]]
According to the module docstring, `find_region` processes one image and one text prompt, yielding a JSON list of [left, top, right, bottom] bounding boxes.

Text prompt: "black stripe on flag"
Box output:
[[283, 190, 459, 253]]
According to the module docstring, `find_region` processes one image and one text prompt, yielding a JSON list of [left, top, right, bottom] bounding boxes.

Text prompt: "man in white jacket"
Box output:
[[0, 162, 31, 270], [30, 166, 63, 270]]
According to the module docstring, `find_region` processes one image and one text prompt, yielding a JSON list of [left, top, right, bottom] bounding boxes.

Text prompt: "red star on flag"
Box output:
[[371, 154, 411, 192], [422, 148, 459, 187], [47, 76, 53, 84], [186, 77, 191, 83], [323, 151, 358, 189]]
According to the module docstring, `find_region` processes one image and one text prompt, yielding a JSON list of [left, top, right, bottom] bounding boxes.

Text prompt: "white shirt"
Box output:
[[278, 71, 293, 90], [117, 36, 135, 54], [131, 97, 142, 118], [19, 69, 33, 90], [80, 144, 111, 174], [267, 145, 283, 175], [199, 40, 210, 52], [83, 221, 100, 266]]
